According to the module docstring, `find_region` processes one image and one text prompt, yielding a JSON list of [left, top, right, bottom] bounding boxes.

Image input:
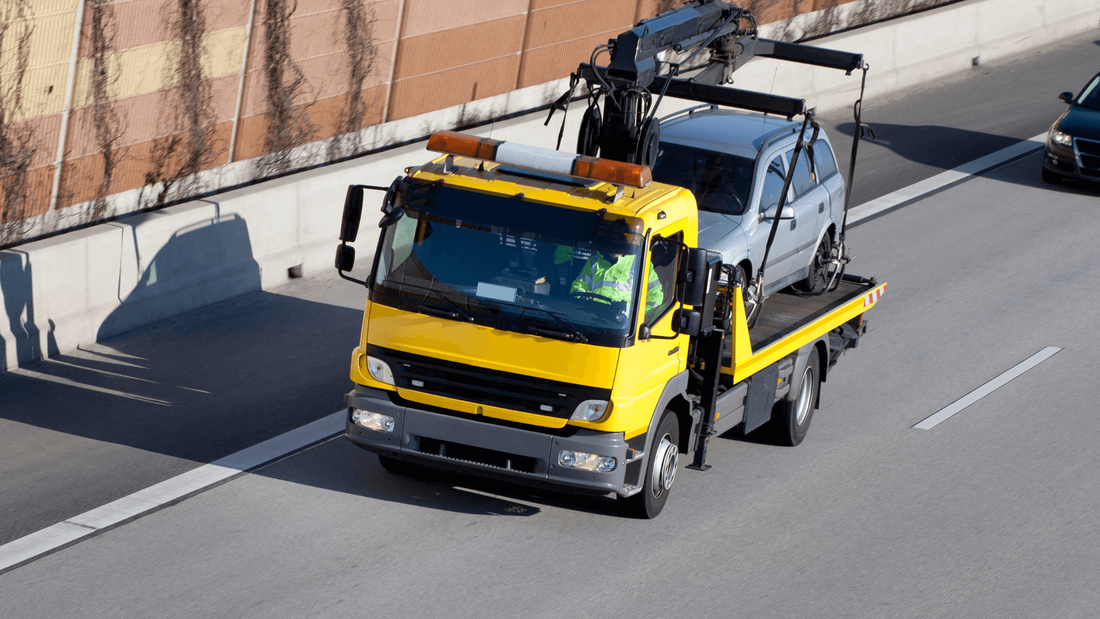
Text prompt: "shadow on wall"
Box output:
[[98, 213, 262, 341], [0, 251, 58, 372]]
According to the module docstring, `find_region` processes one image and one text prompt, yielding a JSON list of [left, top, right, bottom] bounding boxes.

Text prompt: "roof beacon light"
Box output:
[[426, 131, 652, 188]]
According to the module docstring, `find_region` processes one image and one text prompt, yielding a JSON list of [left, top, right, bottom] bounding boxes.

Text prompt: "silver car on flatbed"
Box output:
[[652, 105, 846, 324]]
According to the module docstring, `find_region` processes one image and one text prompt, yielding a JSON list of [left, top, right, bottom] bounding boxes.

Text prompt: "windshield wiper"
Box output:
[[377, 280, 476, 322], [483, 299, 590, 344]]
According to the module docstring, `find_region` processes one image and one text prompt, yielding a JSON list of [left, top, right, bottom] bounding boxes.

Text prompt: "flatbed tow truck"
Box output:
[[333, 0, 886, 518]]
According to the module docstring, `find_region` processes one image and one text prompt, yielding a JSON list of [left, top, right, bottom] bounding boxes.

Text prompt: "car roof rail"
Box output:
[[658, 103, 719, 124], [759, 125, 799, 151]]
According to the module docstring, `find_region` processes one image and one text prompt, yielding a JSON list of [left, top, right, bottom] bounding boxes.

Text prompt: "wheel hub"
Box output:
[[650, 433, 678, 498]]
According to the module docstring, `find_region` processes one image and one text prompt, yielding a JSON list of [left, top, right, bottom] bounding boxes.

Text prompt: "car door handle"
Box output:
[[790, 219, 796, 231], [818, 202, 825, 214]]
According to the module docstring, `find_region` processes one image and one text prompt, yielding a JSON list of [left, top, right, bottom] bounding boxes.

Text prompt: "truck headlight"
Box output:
[[571, 399, 610, 421], [366, 356, 395, 385], [352, 409, 395, 432], [558, 450, 616, 472], [1049, 129, 1073, 148]]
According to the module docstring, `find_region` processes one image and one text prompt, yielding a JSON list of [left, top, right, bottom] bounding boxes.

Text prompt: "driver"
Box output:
[[570, 251, 663, 318]]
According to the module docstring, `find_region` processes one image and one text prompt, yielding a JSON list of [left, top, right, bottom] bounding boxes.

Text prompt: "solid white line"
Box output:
[[914, 347, 1061, 430], [0, 410, 346, 572], [848, 133, 1046, 224]]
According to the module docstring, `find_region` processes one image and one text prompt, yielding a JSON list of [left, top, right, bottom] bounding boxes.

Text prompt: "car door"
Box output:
[[755, 152, 800, 284], [786, 146, 830, 274], [811, 138, 844, 235]]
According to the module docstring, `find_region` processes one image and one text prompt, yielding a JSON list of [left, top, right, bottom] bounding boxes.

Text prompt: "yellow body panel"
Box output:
[[724, 282, 888, 382]]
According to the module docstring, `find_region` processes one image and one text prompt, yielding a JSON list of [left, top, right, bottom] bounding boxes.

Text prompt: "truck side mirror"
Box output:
[[335, 244, 356, 271], [679, 248, 709, 306], [339, 185, 365, 242], [673, 308, 702, 337]]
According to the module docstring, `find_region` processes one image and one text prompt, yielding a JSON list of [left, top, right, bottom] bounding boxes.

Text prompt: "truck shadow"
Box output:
[[253, 436, 626, 518]]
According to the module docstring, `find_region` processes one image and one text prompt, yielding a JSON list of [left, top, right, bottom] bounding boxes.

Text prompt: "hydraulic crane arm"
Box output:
[[562, 0, 863, 165]]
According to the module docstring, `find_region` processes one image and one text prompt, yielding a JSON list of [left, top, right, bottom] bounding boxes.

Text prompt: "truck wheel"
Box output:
[[772, 352, 820, 446], [621, 410, 679, 519], [793, 235, 831, 294]]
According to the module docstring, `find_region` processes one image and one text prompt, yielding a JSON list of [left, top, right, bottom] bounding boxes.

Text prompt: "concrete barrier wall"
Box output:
[[2, 0, 1099, 371]]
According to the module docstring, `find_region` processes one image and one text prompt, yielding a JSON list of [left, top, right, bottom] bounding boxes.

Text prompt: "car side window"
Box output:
[[758, 155, 786, 213], [811, 140, 838, 180], [790, 148, 815, 197]]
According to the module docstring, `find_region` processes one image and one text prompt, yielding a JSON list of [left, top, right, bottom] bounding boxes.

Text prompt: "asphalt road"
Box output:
[[2, 27, 1099, 618]]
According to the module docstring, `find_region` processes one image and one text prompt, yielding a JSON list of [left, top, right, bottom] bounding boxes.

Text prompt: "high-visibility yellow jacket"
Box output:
[[570, 253, 663, 312]]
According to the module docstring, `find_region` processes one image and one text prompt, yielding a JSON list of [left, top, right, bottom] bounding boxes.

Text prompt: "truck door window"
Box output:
[[645, 232, 682, 326]]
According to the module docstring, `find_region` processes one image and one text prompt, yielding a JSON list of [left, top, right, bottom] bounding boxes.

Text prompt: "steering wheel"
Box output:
[[570, 291, 616, 304]]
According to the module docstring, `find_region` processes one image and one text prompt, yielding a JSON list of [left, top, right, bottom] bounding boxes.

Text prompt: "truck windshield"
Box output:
[[371, 178, 648, 345], [652, 142, 754, 216]]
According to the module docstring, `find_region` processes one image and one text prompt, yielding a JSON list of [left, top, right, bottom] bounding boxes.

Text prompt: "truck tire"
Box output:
[[771, 352, 820, 446], [621, 410, 679, 519]]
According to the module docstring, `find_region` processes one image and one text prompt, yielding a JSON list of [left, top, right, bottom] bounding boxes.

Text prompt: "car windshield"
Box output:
[[371, 178, 647, 345], [1077, 75, 1100, 111], [652, 142, 754, 216]]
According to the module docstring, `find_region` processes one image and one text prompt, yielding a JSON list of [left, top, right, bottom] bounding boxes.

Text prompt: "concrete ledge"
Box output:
[[3, 0, 1099, 372]]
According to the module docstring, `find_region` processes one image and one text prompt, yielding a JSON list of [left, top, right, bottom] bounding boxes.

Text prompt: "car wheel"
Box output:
[[1041, 166, 1063, 184], [620, 409, 679, 519], [793, 234, 831, 294], [770, 351, 820, 446], [735, 264, 762, 329]]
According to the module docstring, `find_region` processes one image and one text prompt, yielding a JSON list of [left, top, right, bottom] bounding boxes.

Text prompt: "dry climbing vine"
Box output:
[[0, 0, 36, 245], [327, 0, 377, 161], [258, 0, 314, 176]]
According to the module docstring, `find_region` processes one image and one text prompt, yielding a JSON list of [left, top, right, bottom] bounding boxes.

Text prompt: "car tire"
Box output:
[[793, 234, 831, 294], [735, 264, 762, 329], [770, 351, 820, 447], [620, 410, 679, 519]]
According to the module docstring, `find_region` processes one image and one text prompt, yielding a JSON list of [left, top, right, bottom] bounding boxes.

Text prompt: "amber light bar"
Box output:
[[426, 130, 652, 188]]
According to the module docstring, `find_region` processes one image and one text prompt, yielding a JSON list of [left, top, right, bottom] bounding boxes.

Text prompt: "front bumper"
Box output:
[[344, 385, 630, 496], [1044, 141, 1100, 182]]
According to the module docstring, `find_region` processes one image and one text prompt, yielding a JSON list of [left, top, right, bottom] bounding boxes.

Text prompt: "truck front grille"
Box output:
[[417, 437, 539, 473], [367, 345, 611, 420]]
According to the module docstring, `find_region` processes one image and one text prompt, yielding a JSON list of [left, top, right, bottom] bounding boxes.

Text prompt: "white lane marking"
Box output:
[[914, 347, 1061, 430], [0, 410, 345, 573], [848, 133, 1046, 224]]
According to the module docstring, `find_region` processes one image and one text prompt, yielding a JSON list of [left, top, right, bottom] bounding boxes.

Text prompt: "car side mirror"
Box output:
[[1059, 91, 1074, 104], [762, 205, 795, 221]]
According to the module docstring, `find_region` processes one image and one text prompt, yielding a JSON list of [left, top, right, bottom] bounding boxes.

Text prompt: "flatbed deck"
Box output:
[[750, 278, 873, 350]]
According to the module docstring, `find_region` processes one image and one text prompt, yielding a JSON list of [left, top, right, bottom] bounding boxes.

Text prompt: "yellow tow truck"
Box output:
[[333, 1, 885, 517]]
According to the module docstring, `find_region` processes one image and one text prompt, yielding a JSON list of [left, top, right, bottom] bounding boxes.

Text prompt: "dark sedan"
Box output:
[[1043, 71, 1100, 184]]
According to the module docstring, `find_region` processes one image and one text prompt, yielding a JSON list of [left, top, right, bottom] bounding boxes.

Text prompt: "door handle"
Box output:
[[790, 219, 796, 231], [818, 202, 825, 214]]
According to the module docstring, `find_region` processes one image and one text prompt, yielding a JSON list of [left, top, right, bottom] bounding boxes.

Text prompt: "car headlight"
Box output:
[[366, 356, 394, 385], [571, 399, 610, 422], [1049, 129, 1073, 148]]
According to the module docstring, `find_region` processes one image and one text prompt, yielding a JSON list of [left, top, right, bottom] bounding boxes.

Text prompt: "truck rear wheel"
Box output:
[[621, 410, 679, 519], [772, 352, 820, 446]]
